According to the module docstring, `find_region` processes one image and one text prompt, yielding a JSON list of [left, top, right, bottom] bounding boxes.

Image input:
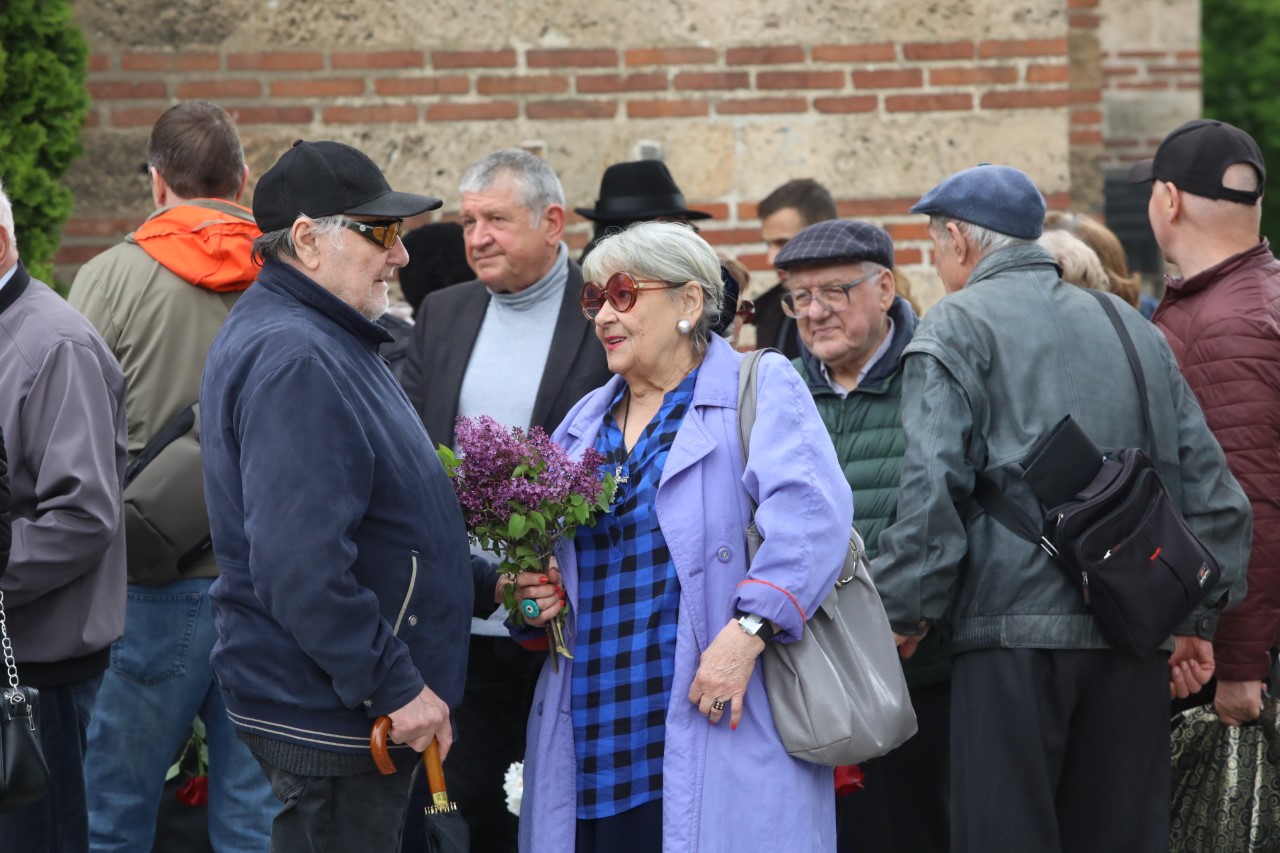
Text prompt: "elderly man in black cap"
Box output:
[[872, 164, 1250, 852], [576, 159, 712, 261], [1135, 120, 1280, 730], [200, 140, 498, 852], [774, 220, 949, 853]]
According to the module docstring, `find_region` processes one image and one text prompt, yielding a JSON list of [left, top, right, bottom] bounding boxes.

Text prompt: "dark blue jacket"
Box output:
[[201, 261, 474, 753]]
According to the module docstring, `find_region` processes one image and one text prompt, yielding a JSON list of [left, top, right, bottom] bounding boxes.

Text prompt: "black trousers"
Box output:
[[950, 647, 1170, 853], [836, 682, 950, 853], [403, 635, 542, 853]]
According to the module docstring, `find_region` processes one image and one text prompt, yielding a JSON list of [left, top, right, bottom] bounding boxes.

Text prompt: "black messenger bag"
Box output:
[[975, 290, 1223, 657]]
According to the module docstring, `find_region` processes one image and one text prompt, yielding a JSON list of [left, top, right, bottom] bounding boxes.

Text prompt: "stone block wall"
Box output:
[[59, 0, 1198, 309]]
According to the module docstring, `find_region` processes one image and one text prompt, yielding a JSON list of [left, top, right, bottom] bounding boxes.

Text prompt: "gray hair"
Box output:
[[0, 177, 15, 254], [1037, 230, 1112, 293], [582, 221, 725, 353], [459, 149, 565, 224], [252, 215, 346, 265], [930, 215, 1032, 256]]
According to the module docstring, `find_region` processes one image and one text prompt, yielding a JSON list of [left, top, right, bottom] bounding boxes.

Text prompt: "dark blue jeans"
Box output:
[[0, 674, 102, 853]]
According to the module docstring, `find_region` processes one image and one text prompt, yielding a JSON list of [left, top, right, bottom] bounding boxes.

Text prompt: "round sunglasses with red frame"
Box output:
[[579, 272, 685, 320]]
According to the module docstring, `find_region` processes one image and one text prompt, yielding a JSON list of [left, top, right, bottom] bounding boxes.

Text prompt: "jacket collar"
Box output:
[[257, 261, 393, 346], [799, 294, 918, 395], [1164, 239, 1274, 296], [0, 262, 31, 318], [967, 242, 1059, 288]]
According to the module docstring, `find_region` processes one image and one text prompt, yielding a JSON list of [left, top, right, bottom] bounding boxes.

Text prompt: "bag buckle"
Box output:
[[1039, 537, 1059, 558]]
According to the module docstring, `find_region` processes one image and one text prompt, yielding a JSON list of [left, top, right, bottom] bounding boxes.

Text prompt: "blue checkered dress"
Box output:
[[571, 369, 698, 819]]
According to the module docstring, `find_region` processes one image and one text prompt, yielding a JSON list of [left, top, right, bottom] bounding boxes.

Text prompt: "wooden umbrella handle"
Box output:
[[370, 715, 396, 775], [424, 738, 447, 797]]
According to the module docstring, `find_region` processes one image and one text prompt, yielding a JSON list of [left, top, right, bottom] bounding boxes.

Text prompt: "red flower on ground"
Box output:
[[176, 775, 209, 806]]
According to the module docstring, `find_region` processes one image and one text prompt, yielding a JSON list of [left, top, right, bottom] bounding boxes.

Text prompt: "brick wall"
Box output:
[[61, 36, 1089, 309], [1101, 48, 1201, 168]]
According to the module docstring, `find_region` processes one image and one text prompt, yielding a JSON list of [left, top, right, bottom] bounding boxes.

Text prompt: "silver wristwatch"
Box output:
[[735, 611, 776, 643]]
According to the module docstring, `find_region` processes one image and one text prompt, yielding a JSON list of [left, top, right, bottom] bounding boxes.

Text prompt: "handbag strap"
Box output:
[[1086, 289, 1158, 461], [736, 348, 771, 479], [0, 590, 20, 692]]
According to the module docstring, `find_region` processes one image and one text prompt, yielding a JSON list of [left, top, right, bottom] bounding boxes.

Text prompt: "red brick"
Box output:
[[121, 52, 219, 72], [54, 245, 111, 265], [853, 68, 923, 89], [701, 228, 766, 246], [1067, 0, 1099, 7], [895, 247, 923, 265], [1067, 89, 1102, 104], [674, 71, 750, 91], [716, 97, 807, 115], [1070, 109, 1103, 124], [737, 252, 771, 272], [903, 41, 974, 61], [88, 53, 111, 72], [758, 70, 845, 90], [1115, 50, 1169, 59], [726, 46, 805, 65], [62, 218, 140, 237], [695, 202, 731, 220], [1114, 81, 1172, 91], [929, 66, 1018, 86], [885, 93, 971, 112], [1176, 50, 1201, 61], [1068, 12, 1101, 28], [624, 47, 717, 66], [1026, 64, 1070, 84], [110, 106, 168, 127], [177, 79, 263, 99], [375, 77, 469, 96], [526, 100, 617, 120], [271, 79, 365, 97], [427, 102, 520, 121], [1147, 64, 1201, 75], [813, 95, 878, 114], [978, 38, 1068, 59], [626, 100, 709, 118], [576, 73, 667, 94], [1176, 81, 1202, 91], [229, 106, 314, 124], [431, 50, 517, 69], [812, 44, 895, 63], [323, 105, 417, 123], [836, 198, 918, 216], [1069, 130, 1103, 145], [89, 80, 168, 99], [227, 52, 324, 71], [527, 49, 616, 68], [1103, 65, 1139, 77], [886, 222, 931, 241], [1044, 192, 1072, 210], [477, 75, 570, 95], [981, 90, 1073, 108], [331, 50, 424, 69], [737, 202, 759, 220]]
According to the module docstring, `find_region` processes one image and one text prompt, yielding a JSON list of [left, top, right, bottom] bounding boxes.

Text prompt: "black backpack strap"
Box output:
[[971, 476, 1061, 557], [124, 403, 197, 488], [1086, 290, 1158, 461]]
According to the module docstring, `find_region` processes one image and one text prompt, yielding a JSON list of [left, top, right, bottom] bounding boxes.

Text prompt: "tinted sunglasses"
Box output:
[[580, 272, 684, 320], [341, 218, 404, 250]]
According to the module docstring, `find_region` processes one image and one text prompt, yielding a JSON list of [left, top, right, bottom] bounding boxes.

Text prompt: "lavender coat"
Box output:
[[519, 335, 851, 852]]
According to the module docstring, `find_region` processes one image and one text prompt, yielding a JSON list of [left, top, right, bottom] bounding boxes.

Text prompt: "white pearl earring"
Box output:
[[677, 319, 693, 335]]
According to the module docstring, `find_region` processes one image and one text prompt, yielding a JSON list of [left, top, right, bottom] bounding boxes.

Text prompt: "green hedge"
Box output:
[[1203, 0, 1279, 242], [0, 0, 90, 288]]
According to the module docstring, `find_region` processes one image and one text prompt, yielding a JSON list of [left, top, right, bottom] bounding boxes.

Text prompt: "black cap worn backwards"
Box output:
[[1128, 119, 1265, 205], [253, 140, 443, 233]]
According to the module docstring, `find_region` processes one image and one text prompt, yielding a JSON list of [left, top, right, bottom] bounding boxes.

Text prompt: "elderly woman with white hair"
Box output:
[[511, 221, 852, 852]]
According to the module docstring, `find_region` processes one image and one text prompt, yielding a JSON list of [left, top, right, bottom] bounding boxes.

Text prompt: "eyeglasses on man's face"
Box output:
[[580, 272, 684, 320], [341, 218, 405, 250], [780, 271, 879, 317]]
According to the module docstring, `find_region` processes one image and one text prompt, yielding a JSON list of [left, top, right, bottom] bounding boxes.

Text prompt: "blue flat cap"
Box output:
[[909, 164, 1046, 239], [774, 219, 895, 270]]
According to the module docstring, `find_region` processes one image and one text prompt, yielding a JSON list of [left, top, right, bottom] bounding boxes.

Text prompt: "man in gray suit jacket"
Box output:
[[401, 149, 610, 851]]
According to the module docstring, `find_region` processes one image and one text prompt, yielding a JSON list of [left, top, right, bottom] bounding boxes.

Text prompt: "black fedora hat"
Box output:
[[575, 160, 713, 223]]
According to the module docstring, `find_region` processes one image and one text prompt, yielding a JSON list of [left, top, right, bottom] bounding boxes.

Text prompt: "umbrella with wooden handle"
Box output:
[[371, 716, 469, 853]]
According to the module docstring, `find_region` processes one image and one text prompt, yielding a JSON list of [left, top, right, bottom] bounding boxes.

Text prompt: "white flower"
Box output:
[[504, 760, 524, 817]]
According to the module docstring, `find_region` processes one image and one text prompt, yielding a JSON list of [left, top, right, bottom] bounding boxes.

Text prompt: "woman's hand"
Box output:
[[511, 558, 565, 629], [688, 619, 766, 730]]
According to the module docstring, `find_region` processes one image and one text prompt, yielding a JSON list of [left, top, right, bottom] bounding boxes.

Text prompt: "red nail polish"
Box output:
[[731, 722, 737, 731], [540, 576, 549, 584]]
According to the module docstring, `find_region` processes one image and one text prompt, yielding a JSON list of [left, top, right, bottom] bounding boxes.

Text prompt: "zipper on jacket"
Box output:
[[1081, 571, 1090, 604], [393, 551, 419, 635]]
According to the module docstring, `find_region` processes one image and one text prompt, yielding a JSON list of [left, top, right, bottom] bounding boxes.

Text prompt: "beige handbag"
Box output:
[[737, 350, 917, 766]]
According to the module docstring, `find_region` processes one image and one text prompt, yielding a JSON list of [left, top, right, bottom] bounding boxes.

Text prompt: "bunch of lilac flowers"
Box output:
[[438, 415, 614, 664]]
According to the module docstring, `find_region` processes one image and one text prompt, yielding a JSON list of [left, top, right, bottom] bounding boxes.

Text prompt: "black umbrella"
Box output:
[[371, 717, 469, 853]]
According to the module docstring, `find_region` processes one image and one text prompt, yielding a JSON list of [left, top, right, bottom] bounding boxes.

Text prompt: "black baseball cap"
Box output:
[[1128, 119, 1265, 205], [253, 140, 443, 233]]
